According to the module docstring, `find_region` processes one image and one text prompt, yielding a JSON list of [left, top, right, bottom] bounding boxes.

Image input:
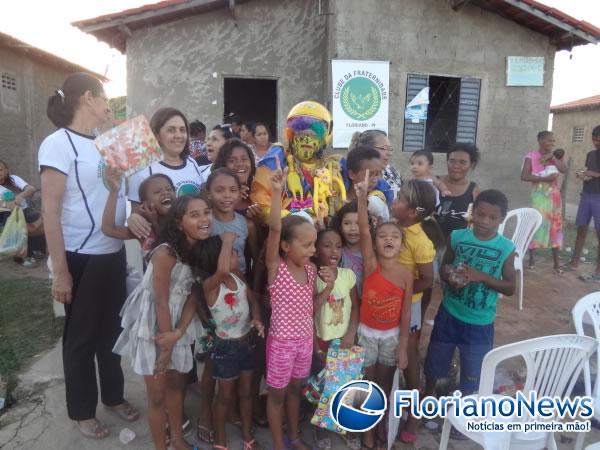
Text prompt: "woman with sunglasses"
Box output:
[[200, 124, 234, 177]]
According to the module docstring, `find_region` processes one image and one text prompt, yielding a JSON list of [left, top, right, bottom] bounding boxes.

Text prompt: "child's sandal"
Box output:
[[243, 438, 262, 450]]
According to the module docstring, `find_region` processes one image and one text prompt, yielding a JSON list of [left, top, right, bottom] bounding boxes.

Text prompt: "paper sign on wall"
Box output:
[[506, 56, 544, 86], [332, 60, 390, 148]]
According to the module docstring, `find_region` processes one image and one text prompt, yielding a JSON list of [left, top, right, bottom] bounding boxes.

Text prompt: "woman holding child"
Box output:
[[521, 131, 567, 273]]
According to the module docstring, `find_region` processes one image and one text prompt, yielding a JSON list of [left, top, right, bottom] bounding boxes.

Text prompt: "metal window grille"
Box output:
[[572, 127, 585, 143]]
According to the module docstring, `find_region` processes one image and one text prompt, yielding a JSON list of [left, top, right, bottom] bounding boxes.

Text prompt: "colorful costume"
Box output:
[[250, 101, 346, 223]]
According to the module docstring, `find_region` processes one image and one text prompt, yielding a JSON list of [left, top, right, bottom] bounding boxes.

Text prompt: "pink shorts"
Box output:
[[266, 334, 313, 389]]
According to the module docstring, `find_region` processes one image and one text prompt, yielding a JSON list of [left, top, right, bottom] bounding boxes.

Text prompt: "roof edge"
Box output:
[[0, 31, 108, 82]]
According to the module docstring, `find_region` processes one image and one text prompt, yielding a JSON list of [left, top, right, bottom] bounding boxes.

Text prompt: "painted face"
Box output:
[[340, 212, 360, 246], [373, 134, 392, 165], [316, 231, 342, 268], [592, 135, 600, 150], [208, 174, 241, 214], [446, 150, 473, 182], [180, 198, 213, 243], [472, 201, 503, 240], [143, 177, 175, 216], [253, 125, 270, 148], [291, 129, 321, 162], [207, 129, 227, 162], [538, 134, 555, 154], [282, 222, 317, 267], [349, 158, 381, 192], [374, 223, 403, 259], [226, 146, 253, 185], [0, 163, 8, 184], [158, 115, 188, 158], [410, 155, 431, 179]]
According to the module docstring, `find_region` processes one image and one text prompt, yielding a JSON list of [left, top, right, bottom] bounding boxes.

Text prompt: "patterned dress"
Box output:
[[113, 243, 201, 375], [524, 151, 563, 249]]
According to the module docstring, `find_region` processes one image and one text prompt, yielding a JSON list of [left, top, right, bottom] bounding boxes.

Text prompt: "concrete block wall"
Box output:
[[0, 48, 69, 186], [127, 0, 328, 132], [552, 109, 600, 206], [330, 0, 556, 208]]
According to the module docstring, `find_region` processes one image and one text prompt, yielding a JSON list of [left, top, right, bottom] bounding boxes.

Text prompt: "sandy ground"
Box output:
[[1, 255, 600, 449]]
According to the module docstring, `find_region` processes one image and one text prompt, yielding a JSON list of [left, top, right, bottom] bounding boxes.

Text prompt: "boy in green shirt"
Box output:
[[424, 189, 516, 398]]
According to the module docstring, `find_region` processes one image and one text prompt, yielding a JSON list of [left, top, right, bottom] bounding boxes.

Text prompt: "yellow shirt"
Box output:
[[398, 222, 435, 302], [315, 268, 356, 341]]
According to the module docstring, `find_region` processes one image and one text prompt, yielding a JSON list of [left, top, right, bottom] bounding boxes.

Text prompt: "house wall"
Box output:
[[125, 0, 558, 207], [126, 0, 328, 132], [551, 109, 600, 208], [0, 48, 70, 186], [329, 0, 556, 207]]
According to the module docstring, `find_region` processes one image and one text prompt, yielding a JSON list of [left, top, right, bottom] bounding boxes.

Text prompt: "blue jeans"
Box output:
[[424, 305, 494, 394], [211, 333, 256, 380]]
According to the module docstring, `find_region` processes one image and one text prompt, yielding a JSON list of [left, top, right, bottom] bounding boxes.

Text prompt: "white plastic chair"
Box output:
[[439, 334, 597, 450], [498, 208, 543, 310], [572, 292, 600, 450]]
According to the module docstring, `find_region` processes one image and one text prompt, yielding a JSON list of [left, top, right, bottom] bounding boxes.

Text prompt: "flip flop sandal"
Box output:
[[554, 267, 565, 275], [398, 430, 417, 444], [243, 438, 262, 450], [579, 273, 600, 283], [77, 419, 109, 440], [106, 400, 140, 422], [527, 265, 536, 271], [197, 421, 215, 443], [284, 436, 309, 450]]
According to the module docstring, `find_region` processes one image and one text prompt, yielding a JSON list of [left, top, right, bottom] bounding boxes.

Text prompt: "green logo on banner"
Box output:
[[340, 77, 381, 121]]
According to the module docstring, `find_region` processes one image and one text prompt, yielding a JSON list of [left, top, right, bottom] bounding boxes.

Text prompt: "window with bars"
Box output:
[[1, 73, 16, 91], [572, 126, 585, 143], [402, 74, 481, 152]]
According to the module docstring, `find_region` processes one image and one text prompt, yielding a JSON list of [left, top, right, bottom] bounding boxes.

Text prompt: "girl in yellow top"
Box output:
[[391, 179, 444, 444]]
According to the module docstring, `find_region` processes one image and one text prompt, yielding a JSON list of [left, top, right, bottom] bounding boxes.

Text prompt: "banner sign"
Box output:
[[332, 60, 390, 148]]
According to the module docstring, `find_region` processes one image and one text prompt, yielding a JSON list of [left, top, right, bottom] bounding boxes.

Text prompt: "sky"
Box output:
[[1, 0, 599, 105]]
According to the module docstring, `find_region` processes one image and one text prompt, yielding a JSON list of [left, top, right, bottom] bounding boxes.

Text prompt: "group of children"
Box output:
[[98, 121, 517, 450]]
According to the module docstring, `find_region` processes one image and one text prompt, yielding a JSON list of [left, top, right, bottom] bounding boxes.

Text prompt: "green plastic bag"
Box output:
[[0, 208, 28, 259]]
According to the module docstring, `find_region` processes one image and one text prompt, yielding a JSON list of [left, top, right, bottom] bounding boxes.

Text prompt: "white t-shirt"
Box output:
[[0, 174, 30, 208], [127, 157, 205, 203], [38, 128, 126, 255], [199, 163, 212, 180]]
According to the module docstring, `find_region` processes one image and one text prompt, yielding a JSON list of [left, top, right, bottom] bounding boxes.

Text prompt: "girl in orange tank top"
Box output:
[[355, 170, 413, 450]]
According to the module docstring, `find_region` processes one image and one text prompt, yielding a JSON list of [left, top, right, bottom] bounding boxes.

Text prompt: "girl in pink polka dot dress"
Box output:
[[265, 157, 317, 450]]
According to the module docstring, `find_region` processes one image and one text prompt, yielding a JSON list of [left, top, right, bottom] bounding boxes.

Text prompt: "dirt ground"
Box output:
[[2, 254, 600, 449]]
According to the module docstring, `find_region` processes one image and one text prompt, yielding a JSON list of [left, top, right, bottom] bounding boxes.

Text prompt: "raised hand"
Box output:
[[318, 266, 336, 290], [271, 155, 288, 191], [354, 169, 369, 200], [105, 166, 123, 192]]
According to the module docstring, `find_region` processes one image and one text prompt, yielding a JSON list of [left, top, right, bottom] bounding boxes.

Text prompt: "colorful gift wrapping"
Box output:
[[94, 115, 163, 176], [310, 339, 365, 433]]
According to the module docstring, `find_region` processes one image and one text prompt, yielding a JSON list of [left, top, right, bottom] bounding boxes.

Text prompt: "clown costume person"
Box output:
[[250, 101, 346, 226]]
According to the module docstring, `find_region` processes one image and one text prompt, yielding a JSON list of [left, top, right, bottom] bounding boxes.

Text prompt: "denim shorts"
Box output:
[[575, 192, 600, 231], [211, 333, 255, 380], [424, 304, 494, 394]]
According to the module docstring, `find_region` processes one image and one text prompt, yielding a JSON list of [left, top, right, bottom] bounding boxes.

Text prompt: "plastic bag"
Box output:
[[0, 207, 28, 259]]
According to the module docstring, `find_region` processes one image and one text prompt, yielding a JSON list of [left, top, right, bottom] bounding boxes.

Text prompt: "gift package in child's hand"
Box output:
[[94, 115, 163, 176]]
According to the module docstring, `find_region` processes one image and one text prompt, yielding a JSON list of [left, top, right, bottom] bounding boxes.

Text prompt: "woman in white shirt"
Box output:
[[39, 73, 139, 439]]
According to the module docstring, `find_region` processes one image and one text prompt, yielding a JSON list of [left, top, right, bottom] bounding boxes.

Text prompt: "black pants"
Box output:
[[63, 247, 126, 420]]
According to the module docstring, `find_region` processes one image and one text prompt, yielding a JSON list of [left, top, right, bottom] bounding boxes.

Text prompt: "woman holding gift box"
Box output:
[[39, 72, 139, 440]]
